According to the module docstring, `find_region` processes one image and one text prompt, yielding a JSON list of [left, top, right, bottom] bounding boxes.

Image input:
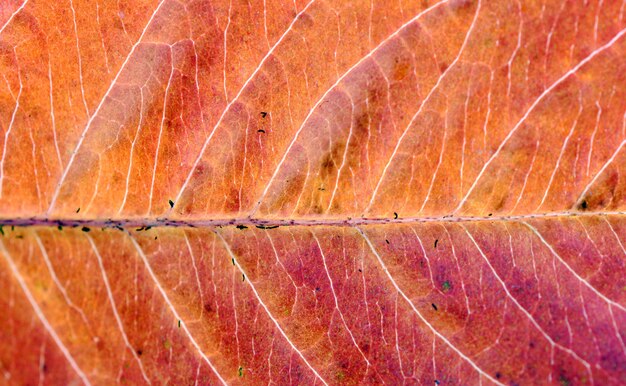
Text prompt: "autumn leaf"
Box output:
[[0, 0, 625, 384]]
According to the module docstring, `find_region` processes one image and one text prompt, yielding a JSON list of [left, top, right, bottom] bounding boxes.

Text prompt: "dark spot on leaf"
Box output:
[[236, 225, 248, 230], [495, 372, 501, 379], [393, 212, 398, 219], [434, 380, 440, 385], [431, 303, 438, 311], [168, 199, 174, 208], [204, 303, 213, 313], [358, 268, 362, 272], [315, 287, 321, 291], [81, 227, 90, 232], [256, 225, 279, 230], [559, 374, 570, 386], [579, 200, 588, 210], [136, 349, 143, 356], [16, 235, 23, 239], [42, 363, 47, 373], [242, 273, 245, 282], [76, 207, 80, 213], [238, 366, 244, 377], [178, 320, 181, 328], [434, 239, 439, 248], [58, 225, 63, 231], [257, 129, 265, 133], [260, 111, 267, 118], [488, 213, 493, 217], [385, 239, 390, 244], [0, 225, 3, 236], [231, 258, 235, 266]]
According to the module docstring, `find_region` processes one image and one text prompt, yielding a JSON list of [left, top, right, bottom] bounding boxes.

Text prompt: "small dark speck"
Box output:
[[236, 225, 248, 230], [76, 207, 80, 213], [434, 380, 440, 385], [358, 268, 362, 272], [81, 227, 90, 232], [168, 199, 174, 208], [434, 239, 439, 248], [315, 287, 321, 291], [257, 129, 266, 133], [57, 225, 63, 231], [431, 303, 438, 311], [393, 212, 398, 219], [178, 320, 181, 328], [16, 235, 23, 239], [580, 200, 588, 210], [495, 372, 502, 379], [488, 213, 493, 217], [232, 258, 235, 266], [260, 111, 268, 118], [242, 273, 246, 282], [318, 187, 325, 191], [154, 236, 158, 240], [136, 349, 143, 356], [385, 239, 390, 244]]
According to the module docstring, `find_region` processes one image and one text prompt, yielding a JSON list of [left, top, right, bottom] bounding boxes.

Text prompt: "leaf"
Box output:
[[0, 0, 625, 384]]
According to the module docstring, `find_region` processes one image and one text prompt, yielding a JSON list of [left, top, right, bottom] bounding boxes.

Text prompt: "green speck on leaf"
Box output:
[[163, 340, 172, 350], [58, 225, 63, 231], [335, 371, 345, 381], [178, 320, 181, 328], [0, 225, 4, 236], [238, 366, 243, 377], [442, 281, 451, 292]]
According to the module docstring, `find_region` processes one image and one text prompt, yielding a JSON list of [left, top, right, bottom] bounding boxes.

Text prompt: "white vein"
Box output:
[[0, 0, 28, 35], [215, 232, 329, 386], [86, 235, 151, 384], [0, 240, 91, 385], [129, 235, 228, 385], [574, 140, 626, 208], [357, 227, 503, 385], [47, 0, 168, 215], [364, 0, 481, 214], [0, 48, 22, 199], [462, 225, 593, 380], [312, 232, 372, 369], [523, 222, 626, 313], [33, 233, 92, 334], [172, 0, 317, 211], [250, 0, 451, 217], [456, 27, 626, 213], [537, 93, 583, 211]]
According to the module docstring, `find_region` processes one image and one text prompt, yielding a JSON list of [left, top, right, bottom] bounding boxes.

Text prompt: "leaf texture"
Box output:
[[0, 0, 625, 384]]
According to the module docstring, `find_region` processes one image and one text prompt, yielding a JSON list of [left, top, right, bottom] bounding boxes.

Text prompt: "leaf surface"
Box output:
[[0, 0, 625, 384]]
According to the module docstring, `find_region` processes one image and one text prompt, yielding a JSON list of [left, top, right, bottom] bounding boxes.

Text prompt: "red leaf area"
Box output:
[[0, 0, 625, 384]]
